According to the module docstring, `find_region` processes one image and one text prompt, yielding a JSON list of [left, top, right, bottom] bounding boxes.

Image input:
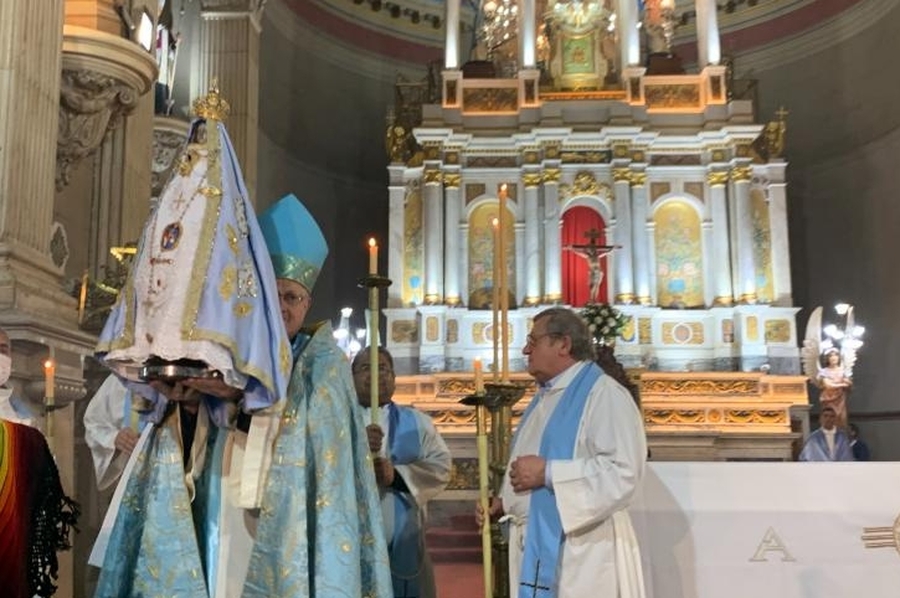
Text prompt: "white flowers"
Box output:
[[580, 302, 630, 345]]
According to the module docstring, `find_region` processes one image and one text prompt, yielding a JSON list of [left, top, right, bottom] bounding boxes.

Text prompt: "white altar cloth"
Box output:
[[630, 462, 900, 598]]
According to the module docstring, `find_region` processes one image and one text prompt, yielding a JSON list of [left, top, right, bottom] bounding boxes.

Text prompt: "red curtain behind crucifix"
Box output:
[[562, 206, 608, 307]]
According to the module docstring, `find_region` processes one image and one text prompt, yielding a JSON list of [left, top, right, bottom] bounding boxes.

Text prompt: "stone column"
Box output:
[[443, 170, 462, 305], [707, 168, 733, 306], [765, 162, 792, 305], [522, 170, 542, 305], [542, 166, 562, 303], [696, 0, 722, 66], [520, 0, 537, 68], [730, 162, 756, 304], [445, 0, 460, 69], [1, 1, 63, 270], [612, 166, 634, 303], [195, 0, 265, 203], [423, 167, 444, 304], [386, 166, 408, 307], [630, 168, 652, 305], [616, 0, 641, 67]]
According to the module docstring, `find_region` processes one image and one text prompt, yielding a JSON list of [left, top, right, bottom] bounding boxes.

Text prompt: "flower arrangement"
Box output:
[[580, 302, 630, 346]]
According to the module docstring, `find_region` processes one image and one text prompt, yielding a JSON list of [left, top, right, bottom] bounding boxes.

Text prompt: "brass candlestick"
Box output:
[[462, 381, 526, 598]]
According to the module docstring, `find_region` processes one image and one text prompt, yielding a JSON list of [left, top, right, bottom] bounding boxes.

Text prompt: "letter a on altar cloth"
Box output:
[[95, 86, 291, 411]]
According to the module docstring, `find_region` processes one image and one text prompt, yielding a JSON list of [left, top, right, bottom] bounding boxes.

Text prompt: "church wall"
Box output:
[[745, 2, 900, 458], [256, 2, 427, 326]]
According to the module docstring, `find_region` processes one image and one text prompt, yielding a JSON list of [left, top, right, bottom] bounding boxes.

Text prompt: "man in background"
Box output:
[[83, 374, 148, 491], [799, 406, 854, 462], [848, 422, 871, 461], [353, 346, 451, 598]]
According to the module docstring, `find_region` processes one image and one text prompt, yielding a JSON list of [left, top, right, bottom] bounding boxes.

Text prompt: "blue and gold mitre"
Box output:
[[259, 194, 328, 291]]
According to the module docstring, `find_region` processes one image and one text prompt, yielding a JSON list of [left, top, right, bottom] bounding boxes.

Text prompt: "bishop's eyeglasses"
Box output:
[[278, 291, 310, 307]]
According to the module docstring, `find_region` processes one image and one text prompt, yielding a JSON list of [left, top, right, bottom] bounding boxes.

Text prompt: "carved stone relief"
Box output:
[[56, 70, 141, 190], [151, 121, 189, 198]]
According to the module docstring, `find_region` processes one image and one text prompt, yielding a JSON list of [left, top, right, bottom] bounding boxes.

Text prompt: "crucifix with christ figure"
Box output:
[[563, 228, 620, 303]]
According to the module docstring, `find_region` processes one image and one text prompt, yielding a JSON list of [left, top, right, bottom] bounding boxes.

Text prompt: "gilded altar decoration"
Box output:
[[462, 88, 518, 112], [446, 319, 459, 344], [559, 170, 611, 200], [645, 83, 701, 109], [641, 378, 760, 395]]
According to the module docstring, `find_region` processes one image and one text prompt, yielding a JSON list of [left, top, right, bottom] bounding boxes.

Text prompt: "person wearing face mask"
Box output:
[[0, 327, 80, 597], [0, 328, 39, 427]]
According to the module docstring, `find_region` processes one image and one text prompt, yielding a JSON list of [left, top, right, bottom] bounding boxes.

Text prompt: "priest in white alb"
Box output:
[[479, 307, 648, 598]]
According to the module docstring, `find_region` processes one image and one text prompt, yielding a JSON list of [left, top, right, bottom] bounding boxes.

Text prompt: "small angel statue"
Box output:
[[801, 305, 864, 429]]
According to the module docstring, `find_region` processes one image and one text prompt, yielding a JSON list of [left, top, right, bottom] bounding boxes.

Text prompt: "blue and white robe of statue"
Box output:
[[361, 402, 451, 598], [799, 428, 854, 462], [96, 117, 291, 413], [94, 323, 393, 598]]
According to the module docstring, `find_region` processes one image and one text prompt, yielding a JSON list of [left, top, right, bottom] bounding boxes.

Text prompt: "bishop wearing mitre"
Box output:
[[95, 84, 291, 417]]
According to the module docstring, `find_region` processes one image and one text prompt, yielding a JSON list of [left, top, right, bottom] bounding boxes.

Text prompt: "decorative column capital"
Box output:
[[57, 26, 157, 191], [423, 169, 444, 185], [613, 167, 632, 183], [522, 172, 543, 188], [730, 164, 753, 182], [630, 170, 648, 188], [542, 167, 561, 184], [443, 172, 461, 189], [707, 170, 730, 187]]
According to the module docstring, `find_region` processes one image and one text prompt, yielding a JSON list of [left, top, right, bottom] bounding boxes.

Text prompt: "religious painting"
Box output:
[[402, 182, 424, 306], [654, 200, 704, 308], [467, 203, 515, 309], [561, 206, 608, 307], [750, 189, 774, 303], [561, 33, 595, 75]]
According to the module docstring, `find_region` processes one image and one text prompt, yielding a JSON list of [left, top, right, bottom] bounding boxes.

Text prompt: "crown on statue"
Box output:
[[192, 79, 230, 121]]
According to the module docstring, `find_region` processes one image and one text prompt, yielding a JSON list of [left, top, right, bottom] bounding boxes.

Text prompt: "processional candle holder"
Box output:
[[461, 381, 527, 598], [357, 273, 393, 425]]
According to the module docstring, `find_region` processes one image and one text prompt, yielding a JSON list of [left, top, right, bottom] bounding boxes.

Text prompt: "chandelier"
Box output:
[[479, 0, 518, 54], [546, 0, 615, 34]]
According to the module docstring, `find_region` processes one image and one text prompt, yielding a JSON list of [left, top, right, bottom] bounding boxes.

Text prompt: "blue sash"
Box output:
[[515, 362, 603, 598], [387, 403, 424, 596]]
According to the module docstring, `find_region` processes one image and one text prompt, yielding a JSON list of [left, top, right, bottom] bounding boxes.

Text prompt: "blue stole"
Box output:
[[514, 362, 603, 598], [387, 403, 424, 597]]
